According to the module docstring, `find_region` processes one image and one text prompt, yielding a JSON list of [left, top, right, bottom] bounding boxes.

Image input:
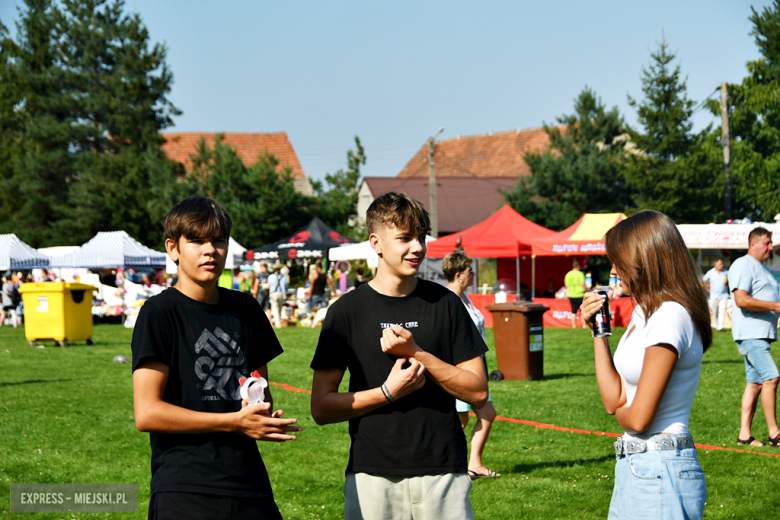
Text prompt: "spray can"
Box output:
[[592, 289, 612, 338]]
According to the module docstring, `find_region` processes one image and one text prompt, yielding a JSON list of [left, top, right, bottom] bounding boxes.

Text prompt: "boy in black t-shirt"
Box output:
[[132, 197, 301, 520], [310, 192, 488, 520]]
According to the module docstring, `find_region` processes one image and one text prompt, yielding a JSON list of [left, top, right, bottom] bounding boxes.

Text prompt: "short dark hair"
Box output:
[[164, 197, 232, 247], [748, 227, 771, 246], [366, 192, 430, 237], [442, 252, 472, 282]]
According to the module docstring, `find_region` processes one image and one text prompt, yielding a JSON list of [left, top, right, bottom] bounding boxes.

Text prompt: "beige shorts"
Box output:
[[344, 472, 473, 520]]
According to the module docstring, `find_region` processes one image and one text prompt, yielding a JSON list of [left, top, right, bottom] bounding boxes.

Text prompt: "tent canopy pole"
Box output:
[[516, 255, 520, 298], [531, 254, 536, 300]]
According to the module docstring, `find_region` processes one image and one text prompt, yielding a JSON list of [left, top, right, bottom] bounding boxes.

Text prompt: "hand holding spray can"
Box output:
[[592, 289, 612, 338]]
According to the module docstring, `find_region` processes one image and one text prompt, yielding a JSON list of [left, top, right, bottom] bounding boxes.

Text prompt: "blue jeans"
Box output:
[[608, 436, 706, 520], [311, 294, 328, 309], [736, 339, 780, 384]]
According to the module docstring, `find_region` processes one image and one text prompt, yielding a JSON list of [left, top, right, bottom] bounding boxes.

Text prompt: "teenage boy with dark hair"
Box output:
[[310, 191, 488, 520], [132, 197, 301, 520]]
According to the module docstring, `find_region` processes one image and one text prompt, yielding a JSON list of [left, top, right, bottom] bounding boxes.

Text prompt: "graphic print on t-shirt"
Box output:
[[380, 321, 419, 329], [194, 326, 245, 401]]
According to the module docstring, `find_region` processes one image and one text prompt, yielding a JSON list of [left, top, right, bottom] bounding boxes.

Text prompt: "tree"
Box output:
[[0, 0, 181, 247], [311, 136, 366, 239], [183, 134, 315, 247], [625, 39, 722, 224], [503, 87, 631, 231], [704, 2, 780, 221]]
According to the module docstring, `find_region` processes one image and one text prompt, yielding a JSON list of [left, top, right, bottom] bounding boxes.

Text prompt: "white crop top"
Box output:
[[613, 301, 703, 437]]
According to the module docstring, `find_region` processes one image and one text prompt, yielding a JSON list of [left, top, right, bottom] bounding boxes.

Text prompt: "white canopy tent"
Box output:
[[677, 223, 780, 249], [166, 237, 247, 274], [51, 231, 166, 269], [0, 234, 50, 271]]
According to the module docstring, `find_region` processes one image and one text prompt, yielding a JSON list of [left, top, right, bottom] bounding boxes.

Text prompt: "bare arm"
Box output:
[[614, 345, 677, 433], [310, 357, 426, 425], [251, 278, 259, 299], [733, 289, 780, 313], [133, 359, 300, 441], [327, 276, 337, 293], [380, 325, 488, 408]]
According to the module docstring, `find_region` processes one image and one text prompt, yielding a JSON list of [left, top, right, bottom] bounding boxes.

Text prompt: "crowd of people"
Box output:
[[3, 188, 774, 519], [124, 193, 780, 520]]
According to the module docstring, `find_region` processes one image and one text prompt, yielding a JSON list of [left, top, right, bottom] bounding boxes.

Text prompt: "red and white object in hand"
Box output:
[[239, 371, 268, 405]]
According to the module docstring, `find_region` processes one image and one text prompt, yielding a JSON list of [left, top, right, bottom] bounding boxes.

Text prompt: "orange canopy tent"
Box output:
[[531, 213, 627, 256], [528, 213, 627, 297]]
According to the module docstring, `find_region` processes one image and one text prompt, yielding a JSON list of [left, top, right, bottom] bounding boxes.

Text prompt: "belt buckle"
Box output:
[[626, 439, 647, 455]]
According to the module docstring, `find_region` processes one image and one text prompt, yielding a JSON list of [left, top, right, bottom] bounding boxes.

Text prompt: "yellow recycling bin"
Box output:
[[19, 282, 96, 347]]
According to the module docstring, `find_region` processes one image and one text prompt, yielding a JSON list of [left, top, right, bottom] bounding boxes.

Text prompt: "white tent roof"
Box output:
[[38, 246, 80, 257], [677, 223, 780, 249], [0, 234, 50, 271], [51, 231, 167, 269]]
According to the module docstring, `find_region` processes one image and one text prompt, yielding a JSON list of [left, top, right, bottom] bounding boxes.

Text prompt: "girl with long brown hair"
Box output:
[[580, 210, 710, 520]]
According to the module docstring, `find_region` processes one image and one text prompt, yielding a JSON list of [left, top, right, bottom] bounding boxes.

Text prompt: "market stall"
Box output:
[[427, 205, 571, 296], [49, 231, 167, 325], [247, 217, 355, 262], [0, 234, 50, 271]]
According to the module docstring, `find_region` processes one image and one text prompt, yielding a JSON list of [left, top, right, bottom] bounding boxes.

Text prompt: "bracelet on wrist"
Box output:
[[381, 382, 395, 403]]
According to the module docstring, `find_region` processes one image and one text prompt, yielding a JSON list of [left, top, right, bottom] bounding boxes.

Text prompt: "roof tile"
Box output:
[[160, 132, 306, 180], [397, 127, 554, 178]]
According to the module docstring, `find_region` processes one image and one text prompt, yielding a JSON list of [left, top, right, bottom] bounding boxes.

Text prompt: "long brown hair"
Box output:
[[605, 210, 712, 352]]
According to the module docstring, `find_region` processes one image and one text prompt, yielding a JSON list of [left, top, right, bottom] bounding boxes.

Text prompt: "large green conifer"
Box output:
[[503, 87, 631, 231]]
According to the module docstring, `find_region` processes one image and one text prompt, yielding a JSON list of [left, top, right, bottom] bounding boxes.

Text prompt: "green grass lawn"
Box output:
[[1, 323, 779, 519]]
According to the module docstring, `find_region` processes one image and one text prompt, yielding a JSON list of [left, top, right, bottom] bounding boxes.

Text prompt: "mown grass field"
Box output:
[[1, 322, 779, 519]]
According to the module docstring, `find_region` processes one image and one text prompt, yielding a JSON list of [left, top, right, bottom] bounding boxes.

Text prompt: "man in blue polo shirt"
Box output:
[[730, 227, 780, 447]]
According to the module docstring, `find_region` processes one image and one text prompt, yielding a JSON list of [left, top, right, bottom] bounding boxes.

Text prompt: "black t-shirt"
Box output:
[[310, 279, 487, 476], [131, 287, 283, 497]]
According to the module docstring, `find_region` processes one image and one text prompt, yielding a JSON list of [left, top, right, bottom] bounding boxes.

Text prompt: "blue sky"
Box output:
[[0, 1, 772, 182]]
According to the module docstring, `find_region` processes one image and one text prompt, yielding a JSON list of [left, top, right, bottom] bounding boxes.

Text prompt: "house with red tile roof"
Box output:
[[397, 127, 553, 179], [359, 127, 554, 235], [160, 132, 313, 195]]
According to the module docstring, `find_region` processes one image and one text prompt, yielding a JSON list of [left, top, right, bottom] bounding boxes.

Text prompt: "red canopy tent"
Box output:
[[427, 205, 555, 258], [427, 205, 573, 300]]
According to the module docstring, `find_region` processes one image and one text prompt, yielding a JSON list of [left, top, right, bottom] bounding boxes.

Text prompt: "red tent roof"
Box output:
[[427, 205, 557, 258], [531, 213, 627, 256]]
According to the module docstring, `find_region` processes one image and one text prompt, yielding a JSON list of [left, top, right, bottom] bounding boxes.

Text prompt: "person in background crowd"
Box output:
[[444, 251, 500, 479], [141, 273, 152, 288], [309, 259, 335, 311], [252, 263, 271, 320], [1, 274, 19, 329], [729, 227, 780, 447], [703, 258, 729, 332], [542, 278, 557, 298], [581, 210, 709, 519], [268, 262, 288, 329], [565, 260, 587, 328], [353, 268, 368, 289], [115, 267, 124, 287], [239, 271, 255, 294]]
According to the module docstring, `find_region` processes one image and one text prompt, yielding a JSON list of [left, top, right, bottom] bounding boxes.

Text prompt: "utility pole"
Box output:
[[721, 82, 733, 220], [428, 128, 444, 238]]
